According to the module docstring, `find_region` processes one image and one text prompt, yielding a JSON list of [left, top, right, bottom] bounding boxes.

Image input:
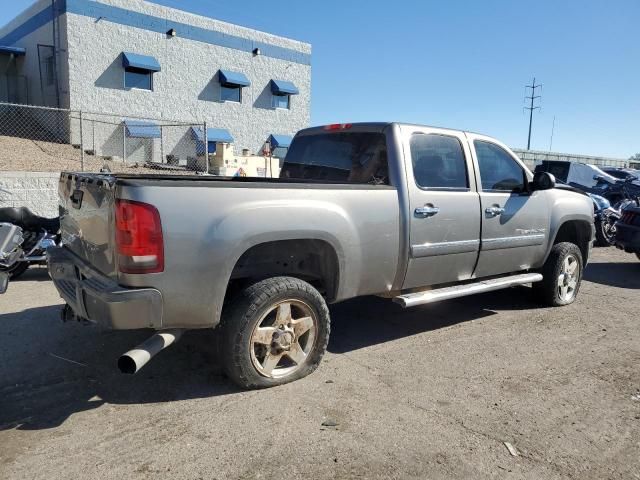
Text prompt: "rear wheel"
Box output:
[[220, 277, 330, 389], [533, 242, 583, 307], [0, 262, 29, 279]]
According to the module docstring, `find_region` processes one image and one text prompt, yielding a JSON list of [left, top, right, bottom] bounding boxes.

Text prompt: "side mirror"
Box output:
[[532, 171, 556, 191]]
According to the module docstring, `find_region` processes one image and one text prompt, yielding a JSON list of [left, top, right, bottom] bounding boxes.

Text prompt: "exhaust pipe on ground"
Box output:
[[118, 329, 184, 374]]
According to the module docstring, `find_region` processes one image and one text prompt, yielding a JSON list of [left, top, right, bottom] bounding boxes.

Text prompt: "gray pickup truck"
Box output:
[[49, 123, 594, 389]]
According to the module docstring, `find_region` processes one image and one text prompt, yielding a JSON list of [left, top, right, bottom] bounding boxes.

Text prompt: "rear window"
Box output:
[[280, 132, 389, 185]]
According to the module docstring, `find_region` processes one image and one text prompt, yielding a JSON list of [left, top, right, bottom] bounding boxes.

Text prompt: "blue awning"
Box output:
[[219, 70, 251, 87], [269, 134, 293, 148], [122, 52, 161, 72], [270, 79, 299, 95], [192, 127, 234, 143], [124, 120, 161, 138], [0, 46, 25, 56]]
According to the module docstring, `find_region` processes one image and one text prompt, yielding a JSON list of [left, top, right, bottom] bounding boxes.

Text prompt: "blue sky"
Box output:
[[2, 0, 638, 158]]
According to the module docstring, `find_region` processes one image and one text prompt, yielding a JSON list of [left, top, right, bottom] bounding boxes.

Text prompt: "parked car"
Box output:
[[48, 123, 594, 389], [615, 204, 640, 261], [535, 161, 640, 204], [534, 161, 616, 190], [602, 167, 640, 185]]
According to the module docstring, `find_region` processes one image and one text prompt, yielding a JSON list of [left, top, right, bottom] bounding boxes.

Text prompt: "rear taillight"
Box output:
[[621, 211, 638, 225], [115, 199, 164, 274]]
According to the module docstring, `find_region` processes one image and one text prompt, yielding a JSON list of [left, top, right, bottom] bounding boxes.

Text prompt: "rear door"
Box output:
[[468, 135, 548, 277], [401, 126, 481, 289]]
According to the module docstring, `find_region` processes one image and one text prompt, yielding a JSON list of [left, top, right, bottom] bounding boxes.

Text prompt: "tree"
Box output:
[[630, 153, 640, 162]]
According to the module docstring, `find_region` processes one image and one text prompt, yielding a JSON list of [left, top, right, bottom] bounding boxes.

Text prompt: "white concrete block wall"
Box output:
[[65, 0, 311, 155], [0, 172, 59, 217]]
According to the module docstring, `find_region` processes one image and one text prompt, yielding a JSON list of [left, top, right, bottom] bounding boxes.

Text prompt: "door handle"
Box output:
[[415, 205, 440, 218], [485, 206, 505, 217]]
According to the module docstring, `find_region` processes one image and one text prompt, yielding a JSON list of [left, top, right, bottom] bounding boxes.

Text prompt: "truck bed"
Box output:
[[57, 171, 401, 329]]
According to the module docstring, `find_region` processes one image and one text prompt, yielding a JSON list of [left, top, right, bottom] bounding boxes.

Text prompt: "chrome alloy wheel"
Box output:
[[558, 254, 580, 302], [249, 300, 318, 379]]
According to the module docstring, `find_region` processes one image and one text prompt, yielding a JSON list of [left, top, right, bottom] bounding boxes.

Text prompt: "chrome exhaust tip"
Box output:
[[118, 329, 184, 374]]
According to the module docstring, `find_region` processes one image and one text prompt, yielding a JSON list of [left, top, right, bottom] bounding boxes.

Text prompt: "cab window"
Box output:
[[410, 134, 469, 190], [474, 141, 526, 192]]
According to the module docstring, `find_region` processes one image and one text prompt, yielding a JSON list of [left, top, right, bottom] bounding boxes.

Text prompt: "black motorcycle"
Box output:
[[589, 193, 620, 247], [0, 207, 60, 292]]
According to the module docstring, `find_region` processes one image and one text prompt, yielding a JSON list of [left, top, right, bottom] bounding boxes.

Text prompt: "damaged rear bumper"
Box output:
[[47, 247, 163, 329]]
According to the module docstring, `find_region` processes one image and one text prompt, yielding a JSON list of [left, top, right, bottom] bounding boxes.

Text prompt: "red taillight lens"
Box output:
[[115, 199, 164, 274], [323, 123, 352, 131]]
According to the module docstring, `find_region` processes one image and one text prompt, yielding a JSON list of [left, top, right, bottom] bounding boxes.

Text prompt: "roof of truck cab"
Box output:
[[297, 122, 488, 138]]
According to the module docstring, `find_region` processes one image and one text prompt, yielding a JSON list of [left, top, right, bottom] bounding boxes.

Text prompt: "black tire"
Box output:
[[594, 218, 615, 247], [0, 262, 29, 280], [636, 253, 640, 262], [533, 242, 584, 307], [220, 276, 330, 389]]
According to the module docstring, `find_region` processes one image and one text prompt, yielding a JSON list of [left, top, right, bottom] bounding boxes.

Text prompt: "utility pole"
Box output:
[[524, 77, 542, 150], [549, 115, 556, 152]]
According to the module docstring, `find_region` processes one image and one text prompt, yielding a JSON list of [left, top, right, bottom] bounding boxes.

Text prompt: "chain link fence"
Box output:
[[0, 102, 208, 174]]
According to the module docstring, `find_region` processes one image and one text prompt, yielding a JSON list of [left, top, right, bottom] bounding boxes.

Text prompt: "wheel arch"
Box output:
[[546, 218, 593, 265], [224, 237, 343, 306]]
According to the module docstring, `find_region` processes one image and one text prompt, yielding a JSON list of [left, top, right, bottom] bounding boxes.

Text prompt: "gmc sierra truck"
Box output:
[[48, 123, 594, 389]]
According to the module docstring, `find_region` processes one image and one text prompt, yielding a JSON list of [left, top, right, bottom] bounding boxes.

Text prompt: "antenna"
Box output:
[[524, 77, 542, 150], [549, 116, 556, 152]]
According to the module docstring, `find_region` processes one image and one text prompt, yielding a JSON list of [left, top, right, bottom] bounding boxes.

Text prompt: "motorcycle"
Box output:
[[0, 207, 60, 294], [588, 190, 640, 247], [588, 193, 620, 247]]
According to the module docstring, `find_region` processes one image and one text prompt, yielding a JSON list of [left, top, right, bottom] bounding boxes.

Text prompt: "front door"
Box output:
[[469, 136, 549, 277], [401, 127, 481, 289]]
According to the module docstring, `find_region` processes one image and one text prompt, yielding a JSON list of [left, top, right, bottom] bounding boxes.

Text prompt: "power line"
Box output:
[[524, 77, 541, 150]]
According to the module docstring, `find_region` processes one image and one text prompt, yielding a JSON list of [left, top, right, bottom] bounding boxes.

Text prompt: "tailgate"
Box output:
[[58, 173, 118, 279]]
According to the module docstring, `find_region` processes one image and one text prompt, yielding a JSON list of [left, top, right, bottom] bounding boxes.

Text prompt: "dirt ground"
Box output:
[[0, 247, 639, 480], [0, 135, 197, 174]]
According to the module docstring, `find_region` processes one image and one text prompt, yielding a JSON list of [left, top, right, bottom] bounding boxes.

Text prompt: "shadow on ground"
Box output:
[[584, 261, 640, 289], [0, 285, 540, 431], [8, 267, 51, 283], [328, 286, 541, 353]]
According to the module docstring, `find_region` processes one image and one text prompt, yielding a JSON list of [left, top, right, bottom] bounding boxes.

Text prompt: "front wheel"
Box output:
[[0, 262, 29, 280], [533, 242, 584, 307], [594, 216, 616, 247], [220, 277, 330, 389]]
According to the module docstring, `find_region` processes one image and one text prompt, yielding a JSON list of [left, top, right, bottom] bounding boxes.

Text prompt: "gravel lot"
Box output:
[[1, 247, 639, 479], [0, 136, 198, 174]]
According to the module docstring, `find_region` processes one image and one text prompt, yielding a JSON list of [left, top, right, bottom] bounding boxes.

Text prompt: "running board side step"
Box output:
[[393, 273, 543, 308]]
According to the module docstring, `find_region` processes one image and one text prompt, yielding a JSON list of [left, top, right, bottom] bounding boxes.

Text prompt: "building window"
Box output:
[[124, 67, 153, 90], [272, 94, 290, 109], [44, 55, 55, 86], [221, 85, 241, 103]]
